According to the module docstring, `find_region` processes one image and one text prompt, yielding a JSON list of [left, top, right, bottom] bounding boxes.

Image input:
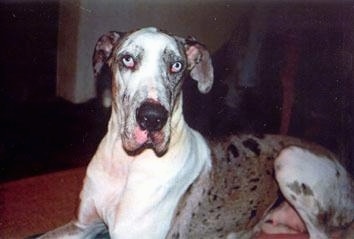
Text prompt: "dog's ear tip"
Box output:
[[190, 68, 214, 94], [198, 84, 213, 94]]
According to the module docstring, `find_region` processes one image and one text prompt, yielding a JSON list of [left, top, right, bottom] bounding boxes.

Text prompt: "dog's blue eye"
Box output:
[[170, 61, 183, 73], [122, 55, 135, 68]]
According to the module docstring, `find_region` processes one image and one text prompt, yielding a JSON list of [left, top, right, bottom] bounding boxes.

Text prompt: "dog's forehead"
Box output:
[[118, 28, 183, 56]]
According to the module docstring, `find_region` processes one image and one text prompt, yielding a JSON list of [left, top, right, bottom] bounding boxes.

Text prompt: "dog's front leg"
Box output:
[[38, 134, 131, 239], [37, 176, 110, 239], [37, 220, 106, 239]]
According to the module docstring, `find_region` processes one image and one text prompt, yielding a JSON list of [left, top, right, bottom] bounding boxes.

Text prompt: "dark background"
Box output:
[[0, 1, 108, 181], [0, 1, 353, 182]]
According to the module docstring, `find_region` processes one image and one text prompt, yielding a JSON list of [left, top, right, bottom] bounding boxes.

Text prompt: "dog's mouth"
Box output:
[[122, 126, 169, 156]]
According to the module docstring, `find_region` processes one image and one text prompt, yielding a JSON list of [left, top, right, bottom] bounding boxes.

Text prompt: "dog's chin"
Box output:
[[122, 132, 170, 157], [151, 139, 169, 156]]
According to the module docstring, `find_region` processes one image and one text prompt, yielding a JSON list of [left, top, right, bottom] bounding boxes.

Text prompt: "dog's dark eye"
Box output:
[[170, 61, 183, 73], [122, 55, 135, 69]]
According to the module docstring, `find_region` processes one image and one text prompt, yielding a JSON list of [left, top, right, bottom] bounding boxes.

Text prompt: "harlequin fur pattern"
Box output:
[[38, 28, 353, 239], [168, 134, 353, 239]]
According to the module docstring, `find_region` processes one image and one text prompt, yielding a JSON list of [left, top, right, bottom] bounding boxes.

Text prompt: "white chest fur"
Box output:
[[107, 129, 211, 239]]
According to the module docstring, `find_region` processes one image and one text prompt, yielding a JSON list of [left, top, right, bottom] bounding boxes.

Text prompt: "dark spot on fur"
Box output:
[[172, 232, 180, 239], [287, 181, 301, 194], [249, 178, 260, 183], [335, 213, 346, 225], [250, 185, 257, 191], [122, 91, 128, 103], [301, 183, 314, 196], [249, 209, 257, 220], [212, 194, 218, 201], [242, 138, 261, 156], [317, 206, 334, 225], [287, 181, 314, 196], [175, 210, 180, 217], [223, 178, 228, 186], [227, 144, 240, 158], [232, 185, 241, 190], [336, 170, 340, 178], [216, 227, 224, 232], [290, 194, 297, 201], [267, 156, 274, 161]]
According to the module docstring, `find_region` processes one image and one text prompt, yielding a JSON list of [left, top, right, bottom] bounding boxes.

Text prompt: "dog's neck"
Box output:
[[168, 94, 190, 148], [93, 94, 211, 238]]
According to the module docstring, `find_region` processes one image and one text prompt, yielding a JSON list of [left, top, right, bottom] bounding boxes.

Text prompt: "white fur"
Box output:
[[82, 135, 210, 239], [275, 146, 354, 239], [110, 127, 210, 238]]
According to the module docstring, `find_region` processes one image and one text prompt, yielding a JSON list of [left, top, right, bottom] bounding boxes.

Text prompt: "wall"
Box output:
[[56, 0, 249, 103]]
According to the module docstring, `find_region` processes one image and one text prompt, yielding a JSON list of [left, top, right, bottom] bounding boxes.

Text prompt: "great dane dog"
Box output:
[[39, 27, 353, 239]]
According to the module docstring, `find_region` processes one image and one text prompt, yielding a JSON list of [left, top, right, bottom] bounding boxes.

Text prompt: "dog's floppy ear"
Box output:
[[92, 31, 124, 79], [183, 36, 214, 94]]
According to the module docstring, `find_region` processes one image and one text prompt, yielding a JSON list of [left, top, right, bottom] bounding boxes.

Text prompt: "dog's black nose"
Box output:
[[136, 102, 168, 132]]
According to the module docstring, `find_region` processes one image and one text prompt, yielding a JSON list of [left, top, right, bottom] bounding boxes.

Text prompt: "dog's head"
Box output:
[[93, 27, 213, 156]]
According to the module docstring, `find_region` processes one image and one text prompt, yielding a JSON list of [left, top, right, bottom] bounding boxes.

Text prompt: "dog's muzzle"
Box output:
[[136, 102, 168, 132], [121, 100, 169, 156]]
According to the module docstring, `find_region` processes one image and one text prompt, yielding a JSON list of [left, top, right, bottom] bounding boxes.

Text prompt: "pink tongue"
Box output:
[[134, 127, 148, 144]]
